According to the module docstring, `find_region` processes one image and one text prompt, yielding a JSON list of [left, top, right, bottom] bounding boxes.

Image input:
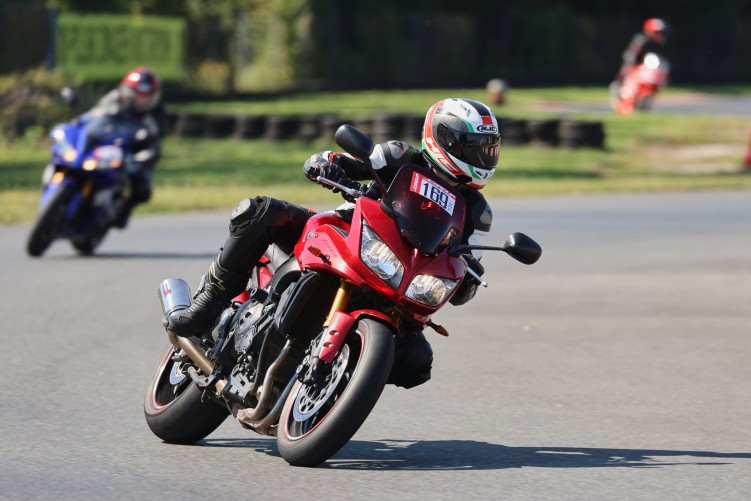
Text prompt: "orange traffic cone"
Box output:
[[744, 128, 751, 169]]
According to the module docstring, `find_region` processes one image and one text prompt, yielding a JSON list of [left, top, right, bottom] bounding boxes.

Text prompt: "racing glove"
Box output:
[[449, 254, 485, 306], [303, 152, 346, 185]]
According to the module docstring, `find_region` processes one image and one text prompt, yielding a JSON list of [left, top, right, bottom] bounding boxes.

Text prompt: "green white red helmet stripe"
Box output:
[[422, 99, 466, 178], [421, 98, 500, 189]]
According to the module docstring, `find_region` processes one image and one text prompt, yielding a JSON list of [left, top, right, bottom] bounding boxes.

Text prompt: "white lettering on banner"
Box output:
[[410, 172, 456, 215]]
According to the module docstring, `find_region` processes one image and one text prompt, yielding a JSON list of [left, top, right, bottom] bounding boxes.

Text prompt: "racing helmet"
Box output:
[[120, 67, 161, 113], [422, 98, 501, 189], [643, 18, 671, 41]]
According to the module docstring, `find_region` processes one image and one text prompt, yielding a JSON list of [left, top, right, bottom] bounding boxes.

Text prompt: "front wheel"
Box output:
[[71, 227, 109, 256], [277, 318, 395, 467], [636, 94, 654, 111], [143, 345, 229, 443], [26, 183, 74, 257]]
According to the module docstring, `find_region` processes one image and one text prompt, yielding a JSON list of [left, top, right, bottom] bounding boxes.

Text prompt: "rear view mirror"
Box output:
[[503, 232, 541, 265], [335, 124, 374, 160], [60, 87, 78, 109]]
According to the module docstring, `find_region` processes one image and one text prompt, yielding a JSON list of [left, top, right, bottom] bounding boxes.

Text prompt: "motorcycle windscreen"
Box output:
[[387, 164, 466, 255], [84, 113, 144, 150]]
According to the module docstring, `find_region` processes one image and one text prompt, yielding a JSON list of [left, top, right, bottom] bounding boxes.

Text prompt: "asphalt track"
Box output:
[[1, 190, 749, 500]]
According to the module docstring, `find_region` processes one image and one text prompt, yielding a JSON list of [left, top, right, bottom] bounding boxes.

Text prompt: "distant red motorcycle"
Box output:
[[611, 53, 670, 115], [144, 125, 541, 467]]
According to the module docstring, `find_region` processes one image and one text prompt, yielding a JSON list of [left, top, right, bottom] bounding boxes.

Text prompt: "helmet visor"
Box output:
[[437, 124, 500, 168]]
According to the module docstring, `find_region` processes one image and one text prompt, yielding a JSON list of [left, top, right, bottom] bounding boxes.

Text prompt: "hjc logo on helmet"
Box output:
[[476, 125, 498, 133]]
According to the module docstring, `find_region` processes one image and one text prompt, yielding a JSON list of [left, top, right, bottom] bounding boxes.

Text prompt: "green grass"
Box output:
[[2, 86, 751, 225]]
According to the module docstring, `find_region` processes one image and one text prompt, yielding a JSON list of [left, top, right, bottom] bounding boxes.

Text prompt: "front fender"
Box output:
[[318, 309, 396, 364]]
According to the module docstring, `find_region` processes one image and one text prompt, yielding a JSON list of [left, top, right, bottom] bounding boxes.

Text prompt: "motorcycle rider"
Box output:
[[612, 18, 671, 90], [88, 66, 166, 226], [165, 98, 500, 389]]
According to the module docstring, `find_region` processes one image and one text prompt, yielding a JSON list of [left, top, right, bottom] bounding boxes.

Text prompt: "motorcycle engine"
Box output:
[[233, 299, 273, 354], [223, 299, 277, 404]]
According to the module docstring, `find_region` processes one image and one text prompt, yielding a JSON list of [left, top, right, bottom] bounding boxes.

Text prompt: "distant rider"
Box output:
[[614, 18, 671, 86], [88, 66, 166, 226], [164, 98, 501, 389]]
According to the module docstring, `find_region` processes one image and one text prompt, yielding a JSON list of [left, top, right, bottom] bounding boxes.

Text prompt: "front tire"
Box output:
[[26, 184, 74, 257], [71, 227, 108, 256], [277, 318, 395, 467], [143, 345, 229, 444], [636, 94, 654, 111]]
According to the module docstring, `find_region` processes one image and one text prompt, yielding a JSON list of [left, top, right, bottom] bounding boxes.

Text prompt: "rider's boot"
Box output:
[[164, 196, 313, 338], [164, 257, 250, 338]]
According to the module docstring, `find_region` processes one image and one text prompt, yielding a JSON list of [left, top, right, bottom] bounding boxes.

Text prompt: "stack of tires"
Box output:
[[498, 118, 530, 146], [559, 120, 605, 149], [235, 115, 267, 139], [166, 111, 605, 149], [527, 119, 561, 147]]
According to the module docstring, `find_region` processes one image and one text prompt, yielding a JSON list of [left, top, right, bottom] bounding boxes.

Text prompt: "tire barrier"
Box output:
[[235, 115, 268, 139], [204, 114, 237, 139], [498, 118, 530, 146], [350, 116, 375, 138], [559, 120, 606, 149], [173, 113, 207, 138], [371, 112, 406, 144], [263, 115, 301, 141], [297, 115, 322, 142], [319, 114, 346, 140], [167, 112, 605, 149], [527, 119, 561, 147]]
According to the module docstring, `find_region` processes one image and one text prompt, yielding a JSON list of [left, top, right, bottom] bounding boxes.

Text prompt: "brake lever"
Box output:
[[316, 176, 364, 199], [461, 256, 488, 288]]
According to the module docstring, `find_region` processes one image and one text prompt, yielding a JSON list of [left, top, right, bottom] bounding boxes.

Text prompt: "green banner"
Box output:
[[56, 13, 184, 81]]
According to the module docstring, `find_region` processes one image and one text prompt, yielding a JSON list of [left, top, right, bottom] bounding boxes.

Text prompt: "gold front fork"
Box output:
[[81, 178, 95, 200], [323, 280, 353, 327]]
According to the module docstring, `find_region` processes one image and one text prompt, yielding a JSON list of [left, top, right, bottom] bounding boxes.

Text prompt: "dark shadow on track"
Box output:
[[46, 251, 216, 260], [198, 437, 751, 470]]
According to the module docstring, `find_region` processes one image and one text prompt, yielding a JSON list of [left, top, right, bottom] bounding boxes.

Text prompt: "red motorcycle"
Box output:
[[611, 52, 670, 115], [144, 125, 541, 466]]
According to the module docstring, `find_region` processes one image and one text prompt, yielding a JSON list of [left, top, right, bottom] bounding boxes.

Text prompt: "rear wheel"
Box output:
[[143, 345, 229, 443], [26, 184, 74, 257], [277, 318, 394, 467]]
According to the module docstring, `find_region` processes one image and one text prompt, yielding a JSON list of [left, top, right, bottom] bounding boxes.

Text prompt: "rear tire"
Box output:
[[277, 318, 394, 467], [26, 184, 74, 257], [143, 345, 229, 444]]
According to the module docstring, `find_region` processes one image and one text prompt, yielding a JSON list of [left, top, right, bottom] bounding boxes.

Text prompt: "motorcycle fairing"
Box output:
[[295, 199, 467, 315]]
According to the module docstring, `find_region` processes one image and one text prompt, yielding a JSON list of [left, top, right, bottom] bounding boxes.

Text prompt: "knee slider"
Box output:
[[230, 197, 265, 232]]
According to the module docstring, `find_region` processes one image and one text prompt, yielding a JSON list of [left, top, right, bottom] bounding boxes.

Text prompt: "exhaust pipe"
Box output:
[[158, 278, 194, 317], [157, 278, 222, 387]]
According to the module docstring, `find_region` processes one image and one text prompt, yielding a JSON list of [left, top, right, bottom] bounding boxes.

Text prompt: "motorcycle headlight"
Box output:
[[405, 275, 460, 307], [83, 158, 98, 171], [62, 147, 78, 163], [360, 221, 404, 289]]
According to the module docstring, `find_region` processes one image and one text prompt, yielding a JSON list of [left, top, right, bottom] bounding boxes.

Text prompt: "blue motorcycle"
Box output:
[[26, 111, 156, 257]]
